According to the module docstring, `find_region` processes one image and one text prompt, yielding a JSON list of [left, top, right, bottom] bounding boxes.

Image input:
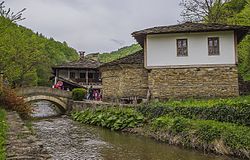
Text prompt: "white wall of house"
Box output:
[[146, 31, 236, 67]]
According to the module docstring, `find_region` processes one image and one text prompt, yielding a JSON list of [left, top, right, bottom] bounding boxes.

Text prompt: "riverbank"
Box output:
[[0, 109, 7, 159], [72, 96, 250, 159], [5, 111, 51, 160]]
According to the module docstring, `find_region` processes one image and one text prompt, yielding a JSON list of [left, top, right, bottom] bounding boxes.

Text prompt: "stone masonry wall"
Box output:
[[148, 66, 239, 100], [101, 66, 121, 102], [101, 64, 148, 102]]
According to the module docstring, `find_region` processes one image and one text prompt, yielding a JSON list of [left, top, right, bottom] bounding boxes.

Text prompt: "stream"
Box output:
[[31, 101, 234, 160]]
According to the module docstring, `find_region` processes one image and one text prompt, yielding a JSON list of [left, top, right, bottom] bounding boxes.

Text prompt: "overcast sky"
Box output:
[[7, 0, 182, 53]]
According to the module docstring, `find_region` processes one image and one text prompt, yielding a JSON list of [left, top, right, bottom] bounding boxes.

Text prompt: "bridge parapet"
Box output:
[[16, 87, 72, 98]]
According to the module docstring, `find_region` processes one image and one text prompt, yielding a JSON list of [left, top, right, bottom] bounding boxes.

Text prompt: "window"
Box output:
[[208, 37, 220, 55], [88, 73, 94, 79], [69, 72, 75, 79], [177, 39, 188, 57], [80, 72, 86, 79]]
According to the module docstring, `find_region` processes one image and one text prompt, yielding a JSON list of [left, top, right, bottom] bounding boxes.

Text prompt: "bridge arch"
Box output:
[[24, 95, 67, 112], [16, 87, 72, 112]]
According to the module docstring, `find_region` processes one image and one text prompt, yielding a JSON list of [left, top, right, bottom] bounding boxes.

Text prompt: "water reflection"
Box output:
[[31, 101, 61, 118]]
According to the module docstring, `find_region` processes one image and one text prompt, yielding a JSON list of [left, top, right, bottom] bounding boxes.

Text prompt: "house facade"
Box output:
[[131, 22, 250, 99], [101, 22, 250, 102], [100, 50, 148, 102], [52, 52, 102, 91]]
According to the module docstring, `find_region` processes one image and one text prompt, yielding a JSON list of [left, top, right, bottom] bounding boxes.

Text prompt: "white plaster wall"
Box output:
[[146, 31, 236, 67]]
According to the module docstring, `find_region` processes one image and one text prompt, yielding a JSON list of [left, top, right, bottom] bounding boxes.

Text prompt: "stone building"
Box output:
[[100, 50, 148, 102], [131, 22, 250, 99], [52, 52, 102, 91], [101, 22, 250, 102]]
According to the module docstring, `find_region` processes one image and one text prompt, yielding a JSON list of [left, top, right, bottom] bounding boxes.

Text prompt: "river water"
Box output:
[[31, 101, 234, 160]]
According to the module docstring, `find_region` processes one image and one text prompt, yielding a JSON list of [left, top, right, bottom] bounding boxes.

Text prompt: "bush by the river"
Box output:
[[72, 88, 87, 101], [0, 87, 32, 118], [72, 108, 144, 130], [151, 115, 250, 158], [0, 109, 7, 159], [138, 97, 250, 126]]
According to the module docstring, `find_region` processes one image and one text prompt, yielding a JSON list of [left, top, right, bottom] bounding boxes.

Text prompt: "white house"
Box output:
[[131, 22, 250, 99]]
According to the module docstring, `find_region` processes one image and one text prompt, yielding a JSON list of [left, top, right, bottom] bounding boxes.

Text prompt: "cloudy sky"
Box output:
[[7, 0, 182, 53]]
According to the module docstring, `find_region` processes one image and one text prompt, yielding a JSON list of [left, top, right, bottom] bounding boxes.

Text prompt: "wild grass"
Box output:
[[0, 109, 7, 160]]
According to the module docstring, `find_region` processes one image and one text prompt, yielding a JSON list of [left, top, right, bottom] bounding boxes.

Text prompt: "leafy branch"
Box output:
[[0, 1, 26, 22]]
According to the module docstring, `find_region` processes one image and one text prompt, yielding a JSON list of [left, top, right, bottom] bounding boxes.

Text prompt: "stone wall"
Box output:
[[101, 64, 148, 102], [148, 66, 239, 100], [68, 100, 136, 113]]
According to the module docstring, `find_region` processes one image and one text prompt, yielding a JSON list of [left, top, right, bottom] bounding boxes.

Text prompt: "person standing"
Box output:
[[88, 86, 93, 100]]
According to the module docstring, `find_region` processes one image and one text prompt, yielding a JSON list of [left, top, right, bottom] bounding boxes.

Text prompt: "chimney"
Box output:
[[79, 51, 85, 60]]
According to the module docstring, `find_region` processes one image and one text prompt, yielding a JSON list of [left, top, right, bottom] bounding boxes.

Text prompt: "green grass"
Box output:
[[0, 109, 7, 160], [149, 95, 250, 108], [151, 116, 250, 151], [138, 96, 250, 126]]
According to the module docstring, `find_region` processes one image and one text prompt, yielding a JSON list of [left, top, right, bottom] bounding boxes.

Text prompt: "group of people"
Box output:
[[87, 86, 102, 101], [53, 81, 64, 90], [53, 82, 102, 101]]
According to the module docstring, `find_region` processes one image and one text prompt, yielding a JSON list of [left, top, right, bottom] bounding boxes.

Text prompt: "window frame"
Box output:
[[88, 72, 94, 79], [176, 39, 188, 57], [208, 37, 220, 56], [79, 72, 86, 79], [69, 72, 76, 79]]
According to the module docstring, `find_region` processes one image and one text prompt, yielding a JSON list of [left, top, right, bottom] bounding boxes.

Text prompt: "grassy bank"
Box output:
[[150, 116, 250, 158], [72, 96, 250, 159], [138, 97, 250, 126], [0, 109, 7, 159]]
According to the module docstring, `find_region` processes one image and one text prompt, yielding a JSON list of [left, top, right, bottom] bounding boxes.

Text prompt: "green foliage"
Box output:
[[0, 16, 78, 87], [151, 116, 250, 150], [138, 96, 250, 126], [0, 109, 7, 159], [97, 44, 142, 63], [72, 108, 144, 130], [216, 0, 250, 80], [72, 88, 87, 101]]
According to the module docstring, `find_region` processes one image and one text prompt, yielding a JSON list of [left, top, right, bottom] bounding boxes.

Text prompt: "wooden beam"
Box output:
[[86, 70, 89, 85]]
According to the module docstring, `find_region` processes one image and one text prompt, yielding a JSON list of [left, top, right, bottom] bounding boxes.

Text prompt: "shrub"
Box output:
[[138, 101, 250, 126], [72, 107, 144, 130], [0, 87, 32, 118], [72, 88, 87, 101], [151, 116, 250, 151]]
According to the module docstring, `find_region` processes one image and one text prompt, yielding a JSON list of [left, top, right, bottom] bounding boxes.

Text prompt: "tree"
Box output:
[[0, 1, 26, 22], [232, 0, 250, 80], [0, 16, 78, 87], [179, 0, 237, 23]]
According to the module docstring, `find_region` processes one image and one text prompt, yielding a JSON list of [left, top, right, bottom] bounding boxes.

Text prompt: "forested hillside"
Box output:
[[86, 44, 142, 63], [0, 17, 78, 87]]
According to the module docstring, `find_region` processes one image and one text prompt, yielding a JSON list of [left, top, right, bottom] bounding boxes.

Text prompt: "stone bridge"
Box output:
[[16, 87, 72, 111]]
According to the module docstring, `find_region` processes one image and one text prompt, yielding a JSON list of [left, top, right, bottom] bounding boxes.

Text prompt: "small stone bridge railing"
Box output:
[[16, 87, 72, 111]]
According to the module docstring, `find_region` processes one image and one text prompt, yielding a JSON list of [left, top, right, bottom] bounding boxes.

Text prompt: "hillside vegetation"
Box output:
[[0, 17, 78, 87], [86, 44, 142, 63]]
